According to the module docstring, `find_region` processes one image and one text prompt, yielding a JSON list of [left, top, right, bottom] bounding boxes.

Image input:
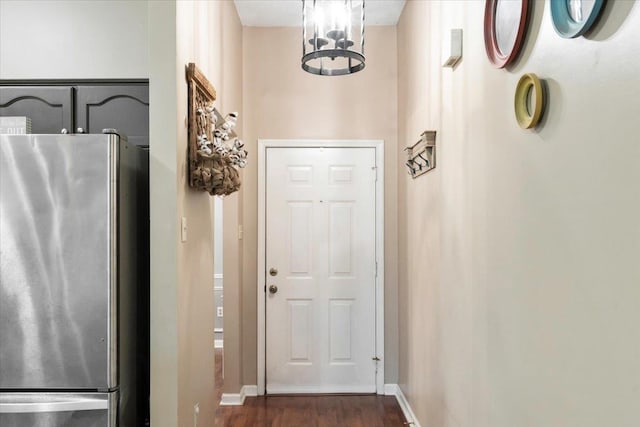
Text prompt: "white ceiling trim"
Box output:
[[234, 0, 406, 27]]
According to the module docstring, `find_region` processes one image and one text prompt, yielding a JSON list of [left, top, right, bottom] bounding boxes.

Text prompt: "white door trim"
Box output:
[[257, 139, 385, 395]]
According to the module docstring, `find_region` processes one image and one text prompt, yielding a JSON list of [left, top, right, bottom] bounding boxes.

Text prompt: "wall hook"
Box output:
[[405, 130, 436, 179]]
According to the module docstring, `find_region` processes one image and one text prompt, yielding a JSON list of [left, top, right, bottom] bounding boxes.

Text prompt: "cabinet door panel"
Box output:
[[76, 85, 149, 146], [0, 87, 74, 134]]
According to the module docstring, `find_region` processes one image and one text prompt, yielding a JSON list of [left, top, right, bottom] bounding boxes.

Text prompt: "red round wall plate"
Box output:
[[484, 0, 530, 69]]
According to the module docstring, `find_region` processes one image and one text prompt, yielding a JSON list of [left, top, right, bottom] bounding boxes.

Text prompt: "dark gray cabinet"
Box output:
[[0, 82, 149, 146], [0, 86, 74, 134], [76, 84, 149, 146]]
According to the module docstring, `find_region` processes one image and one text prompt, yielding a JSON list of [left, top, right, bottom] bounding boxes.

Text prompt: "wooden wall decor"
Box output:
[[186, 63, 244, 196]]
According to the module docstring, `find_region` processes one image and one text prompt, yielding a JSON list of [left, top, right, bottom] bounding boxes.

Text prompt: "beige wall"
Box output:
[[240, 26, 399, 385], [150, 1, 243, 426], [397, 1, 640, 426], [219, 1, 245, 395]]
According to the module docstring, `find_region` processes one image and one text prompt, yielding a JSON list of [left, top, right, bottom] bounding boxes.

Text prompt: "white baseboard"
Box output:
[[214, 339, 223, 349], [219, 392, 242, 406], [242, 385, 258, 397], [384, 384, 421, 427], [219, 385, 258, 406], [383, 383, 398, 396]]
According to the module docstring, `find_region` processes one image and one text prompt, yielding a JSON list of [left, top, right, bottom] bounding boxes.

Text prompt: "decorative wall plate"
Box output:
[[514, 73, 545, 129], [484, 0, 530, 68], [551, 0, 605, 38]]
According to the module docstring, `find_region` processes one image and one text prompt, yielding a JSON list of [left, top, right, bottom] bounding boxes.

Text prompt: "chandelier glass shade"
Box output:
[[302, 0, 365, 76]]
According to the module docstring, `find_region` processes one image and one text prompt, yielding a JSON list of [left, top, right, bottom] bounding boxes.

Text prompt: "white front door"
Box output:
[[265, 147, 377, 394]]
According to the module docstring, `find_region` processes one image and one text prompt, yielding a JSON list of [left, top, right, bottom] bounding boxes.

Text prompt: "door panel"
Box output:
[[329, 299, 354, 362], [75, 85, 149, 146], [328, 202, 354, 275], [0, 87, 73, 133], [266, 147, 377, 393], [288, 300, 313, 362], [0, 135, 114, 389], [288, 202, 313, 274], [0, 410, 108, 427], [0, 392, 114, 427]]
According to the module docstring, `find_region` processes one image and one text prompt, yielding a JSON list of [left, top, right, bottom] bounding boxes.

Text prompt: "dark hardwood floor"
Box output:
[[214, 349, 407, 427]]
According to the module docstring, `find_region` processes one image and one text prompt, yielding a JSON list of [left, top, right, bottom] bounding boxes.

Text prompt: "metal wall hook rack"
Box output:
[[404, 130, 437, 178]]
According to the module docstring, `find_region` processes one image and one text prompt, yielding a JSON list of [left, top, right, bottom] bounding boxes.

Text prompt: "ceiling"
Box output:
[[234, 0, 406, 27]]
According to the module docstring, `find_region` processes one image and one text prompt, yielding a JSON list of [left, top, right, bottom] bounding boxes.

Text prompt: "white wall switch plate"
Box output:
[[217, 307, 223, 317]]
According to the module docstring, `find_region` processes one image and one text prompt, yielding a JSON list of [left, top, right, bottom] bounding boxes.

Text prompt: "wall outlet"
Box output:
[[217, 307, 223, 317], [193, 403, 199, 427]]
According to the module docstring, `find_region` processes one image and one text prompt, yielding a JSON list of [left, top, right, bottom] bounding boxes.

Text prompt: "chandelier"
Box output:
[[302, 0, 365, 76]]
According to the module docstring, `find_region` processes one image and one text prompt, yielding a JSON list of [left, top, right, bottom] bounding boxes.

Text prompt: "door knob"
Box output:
[[268, 284, 278, 294], [269, 267, 278, 276]]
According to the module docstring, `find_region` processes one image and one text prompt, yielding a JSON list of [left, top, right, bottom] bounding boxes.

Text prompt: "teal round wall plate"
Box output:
[[551, 0, 605, 38]]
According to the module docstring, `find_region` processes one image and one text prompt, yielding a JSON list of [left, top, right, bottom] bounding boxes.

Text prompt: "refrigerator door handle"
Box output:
[[0, 395, 108, 413]]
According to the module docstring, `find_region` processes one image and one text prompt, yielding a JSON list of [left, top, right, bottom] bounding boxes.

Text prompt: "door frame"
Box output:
[[257, 139, 385, 395]]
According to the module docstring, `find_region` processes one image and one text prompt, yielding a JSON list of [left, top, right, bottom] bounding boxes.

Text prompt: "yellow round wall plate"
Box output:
[[514, 73, 544, 129]]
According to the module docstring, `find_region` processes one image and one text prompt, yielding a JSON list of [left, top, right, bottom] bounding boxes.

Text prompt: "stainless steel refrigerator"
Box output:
[[0, 132, 149, 426]]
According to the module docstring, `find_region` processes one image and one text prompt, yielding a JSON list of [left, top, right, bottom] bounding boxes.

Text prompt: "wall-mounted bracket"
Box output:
[[443, 29, 463, 68], [404, 130, 436, 179]]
